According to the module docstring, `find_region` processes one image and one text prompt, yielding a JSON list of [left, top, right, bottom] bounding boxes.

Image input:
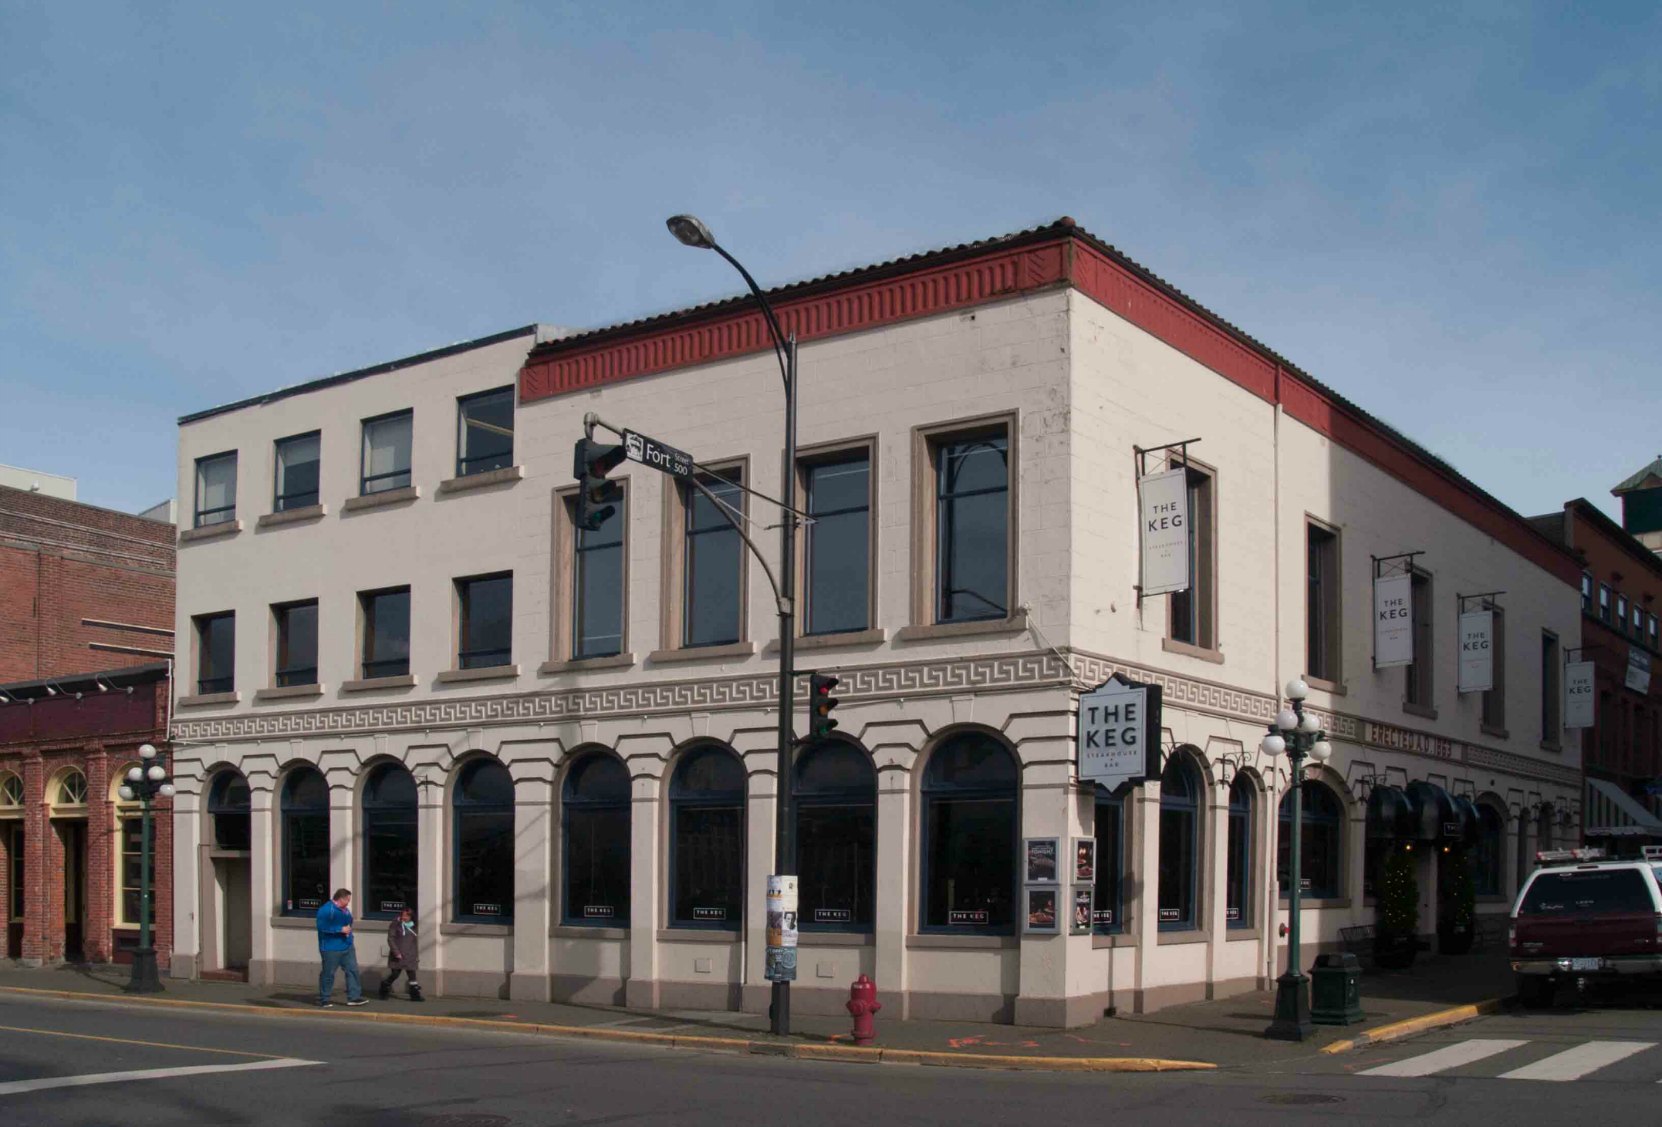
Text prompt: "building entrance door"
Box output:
[[58, 820, 86, 962], [5, 824, 22, 959], [214, 856, 252, 972]]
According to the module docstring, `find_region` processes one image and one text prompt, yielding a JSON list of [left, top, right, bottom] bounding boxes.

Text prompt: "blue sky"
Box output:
[[2, 1, 1658, 521]]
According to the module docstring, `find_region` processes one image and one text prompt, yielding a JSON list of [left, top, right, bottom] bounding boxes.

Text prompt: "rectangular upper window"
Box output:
[[1580, 573, 1593, 615], [933, 427, 1010, 624], [274, 600, 319, 688], [359, 587, 411, 679], [1541, 630, 1560, 743], [273, 432, 321, 512], [1405, 570, 1434, 709], [456, 386, 514, 478], [571, 493, 625, 660], [194, 611, 235, 694], [802, 449, 872, 636], [1167, 463, 1216, 650], [1482, 606, 1508, 731], [361, 410, 413, 495], [683, 467, 745, 648], [1599, 585, 1613, 624], [456, 572, 513, 669], [194, 452, 238, 528], [1650, 614, 1659, 649], [1617, 594, 1630, 635], [1305, 522, 1340, 682]]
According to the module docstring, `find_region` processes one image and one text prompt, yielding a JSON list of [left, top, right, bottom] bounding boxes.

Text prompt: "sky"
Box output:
[[2, 1, 1658, 521]]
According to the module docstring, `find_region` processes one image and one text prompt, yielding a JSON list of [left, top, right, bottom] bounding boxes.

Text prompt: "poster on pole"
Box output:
[[1374, 573, 1414, 669], [1564, 661, 1595, 729], [1138, 468, 1190, 597], [1627, 647, 1653, 694], [1457, 610, 1494, 693], [1076, 674, 1163, 789], [765, 874, 798, 982]]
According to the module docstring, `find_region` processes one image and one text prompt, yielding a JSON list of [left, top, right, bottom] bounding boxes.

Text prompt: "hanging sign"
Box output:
[[764, 874, 798, 982], [1564, 661, 1595, 729], [1077, 673, 1163, 788], [1627, 647, 1653, 694], [1138, 468, 1190, 597], [1373, 573, 1414, 669], [1457, 610, 1494, 693]]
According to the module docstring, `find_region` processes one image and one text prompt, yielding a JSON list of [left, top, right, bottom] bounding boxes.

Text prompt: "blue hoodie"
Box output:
[[316, 900, 354, 953]]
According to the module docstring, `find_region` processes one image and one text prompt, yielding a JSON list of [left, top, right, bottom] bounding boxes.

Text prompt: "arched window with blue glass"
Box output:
[[362, 763, 417, 918], [1226, 774, 1254, 928], [1473, 801, 1505, 897], [207, 769, 250, 851], [921, 731, 1017, 933], [1093, 785, 1125, 933], [670, 745, 746, 928], [280, 766, 329, 916], [563, 751, 631, 925], [1278, 779, 1344, 899], [793, 741, 875, 931], [453, 758, 514, 923], [1158, 754, 1201, 930]]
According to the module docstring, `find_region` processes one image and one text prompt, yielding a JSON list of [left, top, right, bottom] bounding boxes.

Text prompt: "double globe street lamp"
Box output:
[[1260, 678, 1331, 1041], [118, 742, 174, 993]]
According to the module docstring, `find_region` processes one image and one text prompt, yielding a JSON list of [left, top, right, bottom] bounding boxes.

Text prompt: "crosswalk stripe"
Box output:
[[1497, 1041, 1655, 1082], [1358, 1039, 1528, 1077]]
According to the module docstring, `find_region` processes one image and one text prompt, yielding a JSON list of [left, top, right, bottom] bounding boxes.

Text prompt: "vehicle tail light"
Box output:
[[1508, 921, 1517, 950]]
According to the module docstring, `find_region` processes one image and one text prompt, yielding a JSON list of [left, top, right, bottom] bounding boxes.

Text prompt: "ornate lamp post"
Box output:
[[118, 742, 174, 993], [1261, 678, 1332, 1041]]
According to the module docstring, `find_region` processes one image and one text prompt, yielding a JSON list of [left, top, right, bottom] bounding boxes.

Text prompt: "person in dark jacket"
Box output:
[[379, 906, 423, 1001], [316, 888, 367, 1007]]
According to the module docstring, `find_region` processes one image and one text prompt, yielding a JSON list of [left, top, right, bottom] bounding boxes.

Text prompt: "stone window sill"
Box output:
[[253, 684, 325, 702], [1091, 932, 1135, 949], [1402, 700, 1438, 720], [1157, 929, 1211, 946], [796, 931, 875, 947], [341, 674, 417, 693], [1277, 896, 1352, 910], [342, 486, 420, 513], [438, 465, 524, 494], [1227, 927, 1259, 942], [1539, 739, 1563, 754], [656, 928, 741, 944], [179, 520, 243, 544], [647, 641, 757, 664], [1481, 723, 1510, 740], [1304, 675, 1347, 696], [435, 664, 521, 685], [539, 653, 637, 675], [895, 608, 1029, 643], [1161, 637, 1224, 664], [441, 922, 513, 937], [552, 925, 629, 940], [256, 504, 327, 530], [177, 691, 240, 708], [764, 628, 887, 654], [905, 933, 1018, 950]]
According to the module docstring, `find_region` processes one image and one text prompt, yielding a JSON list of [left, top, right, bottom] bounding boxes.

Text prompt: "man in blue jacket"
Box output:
[[316, 887, 368, 1007]]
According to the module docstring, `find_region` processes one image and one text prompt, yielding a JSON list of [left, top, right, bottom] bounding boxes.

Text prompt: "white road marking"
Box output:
[[1358, 1039, 1528, 1077], [1497, 1041, 1654, 1082], [0, 1058, 320, 1097]]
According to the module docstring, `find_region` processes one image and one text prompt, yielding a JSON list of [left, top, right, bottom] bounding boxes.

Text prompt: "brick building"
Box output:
[[0, 484, 176, 966]]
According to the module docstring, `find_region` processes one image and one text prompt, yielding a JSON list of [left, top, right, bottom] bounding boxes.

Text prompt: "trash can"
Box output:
[[1310, 952, 1364, 1025]]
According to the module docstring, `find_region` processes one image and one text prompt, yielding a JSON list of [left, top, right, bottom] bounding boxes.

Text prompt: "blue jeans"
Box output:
[[319, 946, 362, 1003]]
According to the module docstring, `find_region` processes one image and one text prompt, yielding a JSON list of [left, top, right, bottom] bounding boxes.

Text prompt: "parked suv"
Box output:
[[1510, 848, 1662, 1007]]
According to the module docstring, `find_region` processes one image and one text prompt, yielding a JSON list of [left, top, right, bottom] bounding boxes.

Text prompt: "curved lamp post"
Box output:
[[1261, 678, 1331, 1041], [118, 742, 175, 993], [667, 215, 798, 1035]]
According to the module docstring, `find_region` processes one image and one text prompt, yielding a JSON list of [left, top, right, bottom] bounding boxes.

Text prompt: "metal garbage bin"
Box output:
[[1310, 952, 1364, 1025]]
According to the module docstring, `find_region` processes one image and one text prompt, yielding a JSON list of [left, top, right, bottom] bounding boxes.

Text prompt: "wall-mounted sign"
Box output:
[[1092, 909, 1115, 927], [948, 909, 989, 926], [1077, 674, 1163, 788], [1565, 661, 1595, 729], [471, 902, 502, 916], [379, 900, 407, 913], [814, 908, 851, 924], [1073, 839, 1096, 884], [1374, 573, 1414, 669], [1024, 888, 1059, 933], [1627, 647, 1653, 694], [1070, 889, 1093, 934], [1025, 838, 1059, 883], [692, 906, 726, 921], [1457, 610, 1494, 693], [582, 905, 615, 919], [1138, 468, 1191, 596]]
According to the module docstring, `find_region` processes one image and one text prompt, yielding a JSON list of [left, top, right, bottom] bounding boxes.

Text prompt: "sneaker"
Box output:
[[346, 998, 369, 1006], [377, 982, 391, 1001], [317, 1000, 334, 1008]]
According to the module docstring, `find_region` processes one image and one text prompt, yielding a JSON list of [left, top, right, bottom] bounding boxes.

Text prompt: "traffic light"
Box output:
[[572, 436, 626, 531], [808, 672, 841, 738]]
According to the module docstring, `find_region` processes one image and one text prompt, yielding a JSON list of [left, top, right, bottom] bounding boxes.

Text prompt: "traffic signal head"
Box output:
[[808, 672, 841, 738], [573, 436, 626, 531]]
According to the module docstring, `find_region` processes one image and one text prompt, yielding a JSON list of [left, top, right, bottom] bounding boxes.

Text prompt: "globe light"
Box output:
[[1284, 678, 1309, 701], [159, 783, 176, 798], [127, 766, 143, 782], [118, 785, 135, 801], [146, 764, 166, 782], [1298, 711, 1321, 734], [1275, 708, 1299, 731], [1310, 740, 1333, 762], [1260, 733, 1286, 757], [139, 743, 157, 760]]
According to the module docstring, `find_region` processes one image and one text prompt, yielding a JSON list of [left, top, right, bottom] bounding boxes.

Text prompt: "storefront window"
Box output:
[[1158, 757, 1200, 930], [562, 753, 630, 925], [281, 767, 329, 916], [363, 764, 417, 918], [793, 741, 875, 931], [922, 732, 1017, 933], [208, 770, 251, 850], [118, 816, 143, 925], [670, 745, 746, 928], [453, 759, 514, 923], [1279, 780, 1344, 899], [1226, 776, 1254, 927], [1474, 802, 1504, 897], [1093, 787, 1124, 934]]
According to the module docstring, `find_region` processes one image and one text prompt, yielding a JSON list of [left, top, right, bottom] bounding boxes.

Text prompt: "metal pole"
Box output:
[[126, 788, 162, 993], [771, 336, 798, 1036], [1266, 703, 1313, 1039]]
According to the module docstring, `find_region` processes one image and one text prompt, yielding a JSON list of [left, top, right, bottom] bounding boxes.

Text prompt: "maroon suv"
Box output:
[[1510, 854, 1662, 1007]]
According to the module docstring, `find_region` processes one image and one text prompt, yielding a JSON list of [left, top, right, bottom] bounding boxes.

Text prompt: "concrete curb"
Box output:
[[1318, 997, 1510, 1055], [0, 986, 1216, 1073]]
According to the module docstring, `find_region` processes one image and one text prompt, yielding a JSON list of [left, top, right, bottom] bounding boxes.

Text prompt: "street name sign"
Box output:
[[623, 429, 694, 479]]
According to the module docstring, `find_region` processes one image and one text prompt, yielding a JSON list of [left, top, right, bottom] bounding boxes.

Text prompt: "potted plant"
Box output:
[[1374, 844, 1419, 969], [1437, 848, 1477, 955]]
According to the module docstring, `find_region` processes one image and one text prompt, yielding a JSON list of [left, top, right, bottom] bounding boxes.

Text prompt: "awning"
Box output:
[[1452, 796, 1482, 848], [1585, 777, 1662, 838], [1405, 780, 1462, 845], [1366, 785, 1414, 840]]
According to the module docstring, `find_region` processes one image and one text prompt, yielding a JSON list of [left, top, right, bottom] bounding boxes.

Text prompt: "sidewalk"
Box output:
[[0, 948, 1514, 1070]]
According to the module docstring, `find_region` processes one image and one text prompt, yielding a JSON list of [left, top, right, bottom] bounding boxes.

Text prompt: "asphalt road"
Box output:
[[1, 991, 1660, 1127]]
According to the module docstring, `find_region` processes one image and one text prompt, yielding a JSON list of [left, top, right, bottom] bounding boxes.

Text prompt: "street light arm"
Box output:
[[708, 241, 791, 391], [688, 475, 788, 614]]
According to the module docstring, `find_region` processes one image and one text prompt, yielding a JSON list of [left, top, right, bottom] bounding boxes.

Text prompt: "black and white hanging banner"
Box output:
[[1564, 661, 1595, 729], [1457, 609, 1494, 693], [1373, 573, 1414, 669], [1138, 468, 1190, 597], [1627, 647, 1653, 694]]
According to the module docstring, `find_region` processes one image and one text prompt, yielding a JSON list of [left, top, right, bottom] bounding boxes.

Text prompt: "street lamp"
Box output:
[[1260, 678, 1331, 1041], [119, 742, 174, 993], [667, 214, 799, 1035]]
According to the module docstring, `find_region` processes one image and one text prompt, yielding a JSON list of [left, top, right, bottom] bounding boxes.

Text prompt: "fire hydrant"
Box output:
[[846, 974, 882, 1045]]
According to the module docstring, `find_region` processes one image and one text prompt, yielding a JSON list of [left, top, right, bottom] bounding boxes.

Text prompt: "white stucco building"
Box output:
[[168, 221, 1582, 1023]]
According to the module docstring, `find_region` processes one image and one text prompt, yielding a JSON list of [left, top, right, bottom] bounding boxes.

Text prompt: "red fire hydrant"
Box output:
[[846, 974, 882, 1045]]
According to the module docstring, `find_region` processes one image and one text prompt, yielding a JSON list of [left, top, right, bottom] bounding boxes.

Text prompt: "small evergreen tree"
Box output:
[[1379, 844, 1419, 936]]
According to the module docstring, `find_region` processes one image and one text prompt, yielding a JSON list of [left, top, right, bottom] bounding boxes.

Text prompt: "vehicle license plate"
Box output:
[[1569, 957, 1603, 971]]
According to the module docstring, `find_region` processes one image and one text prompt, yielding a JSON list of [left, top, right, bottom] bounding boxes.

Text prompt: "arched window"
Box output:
[[0, 773, 22, 808], [55, 770, 88, 808], [208, 771, 251, 851], [922, 732, 1017, 933], [1473, 803, 1505, 897], [670, 745, 746, 928], [563, 752, 630, 925], [1279, 779, 1344, 899], [281, 767, 329, 915], [1093, 785, 1125, 933], [1158, 756, 1201, 930], [1537, 804, 1554, 852], [793, 742, 875, 931], [363, 763, 417, 918], [453, 759, 514, 923], [1226, 775, 1254, 928]]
